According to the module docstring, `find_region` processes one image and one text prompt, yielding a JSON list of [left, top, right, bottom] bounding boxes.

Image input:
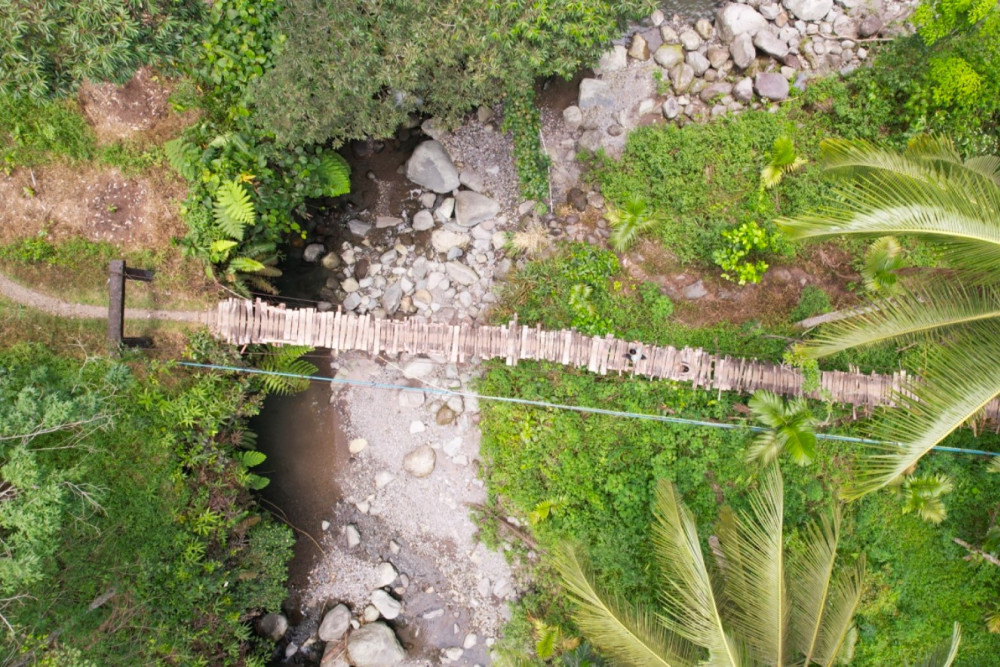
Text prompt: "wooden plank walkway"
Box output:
[[208, 298, 1000, 417]]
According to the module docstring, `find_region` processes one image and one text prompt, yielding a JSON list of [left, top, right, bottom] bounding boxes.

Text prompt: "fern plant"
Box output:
[[605, 195, 660, 253], [212, 241, 283, 296], [862, 236, 905, 294], [214, 178, 256, 240], [164, 137, 201, 181], [761, 135, 807, 189], [317, 152, 351, 197], [254, 345, 317, 395]]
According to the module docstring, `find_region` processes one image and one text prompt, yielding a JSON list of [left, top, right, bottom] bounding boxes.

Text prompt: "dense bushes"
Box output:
[[0, 0, 202, 98], [248, 0, 654, 147], [1, 344, 292, 664]]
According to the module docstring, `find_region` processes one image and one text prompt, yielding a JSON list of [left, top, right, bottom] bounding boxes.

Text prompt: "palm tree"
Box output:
[[606, 195, 660, 253], [747, 390, 818, 466], [557, 465, 866, 666], [776, 136, 1000, 498], [897, 472, 954, 524]]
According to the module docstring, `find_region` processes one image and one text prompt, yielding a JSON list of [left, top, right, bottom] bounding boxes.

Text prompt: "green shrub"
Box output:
[[0, 93, 96, 169], [790, 285, 832, 322], [712, 220, 785, 285], [503, 89, 551, 205]]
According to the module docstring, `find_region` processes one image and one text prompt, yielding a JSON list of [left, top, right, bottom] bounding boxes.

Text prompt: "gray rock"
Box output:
[[760, 2, 781, 19], [662, 97, 681, 119], [436, 196, 455, 221], [402, 358, 434, 379], [398, 389, 425, 408], [653, 43, 685, 68], [321, 252, 342, 270], [687, 51, 711, 77], [362, 605, 380, 623], [562, 105, 583, 129], [684, 280, 708, 299], [597, 45, 628, 73], [445, 261, 479, 286], [376, 216, 402, 229], [303, 243, 325, 263], [857, 14, 882, 37], [670, 63, 695, 93], [431, 229, 469, 254], [707, 46, 731, 69], [257, 613, 288, 641], [342, 277, 360, 293], [660, 24, 679, 43], [783, 0, 833, 21], [412, 210, 434, 231], [318, 605, 351, 642], [346, 524, 361, 548], [578, 78, 614, 110], [833, 15, 857, 38], [381, 281, 403, 315], [700, 82, 733, 103], [347, 622, 405, 667], [733, 76, 754, 102], [730, 32, 757, 69], [459, 169, 486, 193], [695, 18, 714, 40], [375, 562, 398, 588], [406, 141, 460, 193], [717, 4, 769, 42], [577, 129, 601, 153], [419, 192, 437, 208], [650, 8, 665, 25], [755, 72, 790, 100], [679, 29, 702, 51], [454, 191, 500, 227], [754, 31, 790, 58], [342, 293, 362, 311], [348, 219, 372, 236], [403, 445, 436, 478], [628, 33, 650, 60]]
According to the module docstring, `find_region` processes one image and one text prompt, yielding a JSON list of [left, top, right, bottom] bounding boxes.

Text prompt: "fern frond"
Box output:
[[214, 179, 256, 240], [238, 450, 267, 468], [227, 257, 266, 273], [318, 152, 351, 197], [256, 345, 317, 395], [164, 137, 200, 180]]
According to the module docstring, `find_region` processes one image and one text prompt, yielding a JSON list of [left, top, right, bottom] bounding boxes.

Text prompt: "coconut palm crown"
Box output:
[[557, 466, 866, 666], [776, 136, 1000, 498]]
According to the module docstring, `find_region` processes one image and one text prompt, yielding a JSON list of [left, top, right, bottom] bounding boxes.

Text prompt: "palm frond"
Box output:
[[790, 506, 866, 666], [762, 136, 807, 189], [746, 392, 817, 466], [555, 544, 692, 666], [778, 138, 1000, 279], [912, 623, 961, 667], [650, 479, 739, 665], [799, 283, 1000, 358], [606, 196, 659, 253], [989, 456, 1000, 473], [716, 465, 787, 664], [963, 156, 1000, 186], [843, 324, 1000, 498], [901, 473, 954, 524], [862, 236, 904, 294]]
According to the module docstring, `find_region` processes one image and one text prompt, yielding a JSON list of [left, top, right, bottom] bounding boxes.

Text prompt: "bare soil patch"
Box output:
[[78, 66, 197, 146], [0, 163, 187, 247]]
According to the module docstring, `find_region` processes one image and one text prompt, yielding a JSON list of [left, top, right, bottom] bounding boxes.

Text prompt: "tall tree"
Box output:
[[777, 136, 1000, 498], [557, 466, 866, 665]]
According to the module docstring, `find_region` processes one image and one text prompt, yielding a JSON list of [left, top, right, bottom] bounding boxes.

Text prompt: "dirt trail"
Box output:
[[0, 271, 213, 325]]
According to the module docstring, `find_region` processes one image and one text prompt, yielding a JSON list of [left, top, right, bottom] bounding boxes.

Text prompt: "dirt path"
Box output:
[[0, 271, 213, 325]]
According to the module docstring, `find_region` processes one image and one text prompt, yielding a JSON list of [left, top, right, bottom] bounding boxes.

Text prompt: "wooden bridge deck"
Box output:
[[210, 298, 999, 417]]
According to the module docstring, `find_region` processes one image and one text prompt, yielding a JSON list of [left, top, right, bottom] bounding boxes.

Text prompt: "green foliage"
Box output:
[[504, 89, 551, 203], [0, 344, 293, 664], [761, 135, 807, 189], [253, 345, 318, 396], [862, 237, 905, 294], [0, 0, 202, 99], [897, 472, 955, 524], [791, 286, 832, 322], [248, 0, 654, 147], [214, 178, 256, 241], [713, 220, 785, 285], [595, 110, 830, 266], [0, 94, 94, 169], [747, 390, 819, 466], [605, 195, 660, 253]]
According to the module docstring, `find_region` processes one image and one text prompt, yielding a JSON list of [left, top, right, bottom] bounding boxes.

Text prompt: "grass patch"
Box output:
[[0, 235, 220, 311]]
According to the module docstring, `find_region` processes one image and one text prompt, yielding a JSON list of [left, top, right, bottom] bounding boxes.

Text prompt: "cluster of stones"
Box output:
[[565, 0, 892, 142], [303, 140, 511, 323]]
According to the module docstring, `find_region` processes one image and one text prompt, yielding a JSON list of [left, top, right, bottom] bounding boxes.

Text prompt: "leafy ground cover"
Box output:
[[1, 341, 293, 665]]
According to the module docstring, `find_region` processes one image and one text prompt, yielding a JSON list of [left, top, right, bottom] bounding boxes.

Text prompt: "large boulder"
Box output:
[[687, 51, 711, 77], [670, 63, 695, 94], [578, 78, 614, 110], [755, 72, 790, 101], [454, 191, 500, 227], [403, 445, 436, 477], [318, 604, 351, 642], [653, 44, 685, 69], [257, 613, 288, 641], [347, 622, 405, 667], [753, 31, 789, 59], [406, 141, 460, 193], [445, 261, 479, 286], [783, 0, 833, 21], [431, 229, 469, 254], [730, 32, 756, 69], [716, 4, 769, 42], [596, 45, 627, 73]]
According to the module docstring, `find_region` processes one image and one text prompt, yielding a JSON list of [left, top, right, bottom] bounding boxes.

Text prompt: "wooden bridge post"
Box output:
[[107, 259, 155, 351]]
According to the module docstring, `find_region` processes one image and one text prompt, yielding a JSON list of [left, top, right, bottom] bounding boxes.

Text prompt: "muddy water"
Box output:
[[252, 377, 347, 621]]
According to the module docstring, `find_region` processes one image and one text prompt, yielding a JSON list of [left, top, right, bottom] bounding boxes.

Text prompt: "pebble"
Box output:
[[375, 561, 398, 587], [349, 438, 368, 454], [346, 524, 361, 548], [409, 420, 426, 434]]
